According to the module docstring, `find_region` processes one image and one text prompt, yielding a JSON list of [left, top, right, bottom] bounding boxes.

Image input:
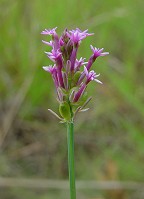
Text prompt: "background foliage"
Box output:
[[0, 0, 144, 198]]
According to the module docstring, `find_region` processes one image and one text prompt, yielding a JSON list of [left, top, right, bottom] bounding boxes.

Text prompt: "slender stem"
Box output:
[[67, 121, 76, 199]]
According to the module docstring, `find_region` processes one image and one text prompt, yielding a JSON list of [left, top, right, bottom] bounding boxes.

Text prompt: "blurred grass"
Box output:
[[0, 0, 144, 198]]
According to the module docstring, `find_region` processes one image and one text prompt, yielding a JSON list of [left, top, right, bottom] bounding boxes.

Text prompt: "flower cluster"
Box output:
[[41, 27, 109, 122]]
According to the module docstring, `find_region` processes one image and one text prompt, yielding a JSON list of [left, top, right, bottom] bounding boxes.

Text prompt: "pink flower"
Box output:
[[84, 66, 102, 84], [90, 45, 109, 58], [69, 28, 93, 46], [41, 27, 57, 35], [74, 57, 87, 72], [45, 49, 62, 62], [41, 27, 59, 50], [86, 45, 109, 71]]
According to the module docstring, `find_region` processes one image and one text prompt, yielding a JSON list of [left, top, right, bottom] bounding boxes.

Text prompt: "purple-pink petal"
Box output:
[[43, 65, 53, 73], [93, 79, 103, 84], [42, 40, 53, 47], [41, 27, 57, 35]]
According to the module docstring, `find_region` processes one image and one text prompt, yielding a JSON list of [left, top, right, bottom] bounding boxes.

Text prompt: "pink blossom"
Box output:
[[45, 49, 62, 62], [90, 45, 109, 58], [74, 57, 87, 72], [69, 28, 93, 46], [41, 27, 57, 35], [84, 66, 102, 84]]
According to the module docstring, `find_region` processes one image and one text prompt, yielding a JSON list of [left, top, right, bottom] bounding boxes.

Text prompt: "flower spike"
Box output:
[[41, 27, 109, 121]]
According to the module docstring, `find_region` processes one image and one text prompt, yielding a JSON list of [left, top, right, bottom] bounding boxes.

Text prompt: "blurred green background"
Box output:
[[0, 0, 144, 198]]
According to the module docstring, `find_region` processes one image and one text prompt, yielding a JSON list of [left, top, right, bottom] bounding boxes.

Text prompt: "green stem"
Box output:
[[67, 121, 76, 199]]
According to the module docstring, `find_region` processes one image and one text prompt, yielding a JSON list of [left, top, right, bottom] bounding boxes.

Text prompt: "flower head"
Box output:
[[85, 45, 109, 71], [41, 27, 108, 121], [74, 57, 87, 71], [84, 66, 102, 84], [45, 49, 62, 62], [90, 45, 109, 59], [69, 28, 93, 46]]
